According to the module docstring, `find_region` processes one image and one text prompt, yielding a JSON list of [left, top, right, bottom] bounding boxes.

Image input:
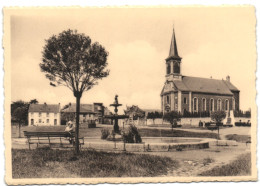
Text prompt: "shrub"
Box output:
[[203, 157, 214, 166], [101, 128, 110, 139], [122, 124, 142, 143]]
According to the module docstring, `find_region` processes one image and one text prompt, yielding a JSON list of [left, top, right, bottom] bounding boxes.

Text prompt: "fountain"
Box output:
[[106, 95, 128, 133]]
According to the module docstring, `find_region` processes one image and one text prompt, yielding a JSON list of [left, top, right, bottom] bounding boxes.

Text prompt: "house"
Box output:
[[61, 103, 108, 124], [161, 27, 240, 118], [28, 103, 61, 126]]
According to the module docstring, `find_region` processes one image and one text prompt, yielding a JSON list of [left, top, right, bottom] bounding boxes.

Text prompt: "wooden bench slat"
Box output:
[[23, 131, 84, 149]]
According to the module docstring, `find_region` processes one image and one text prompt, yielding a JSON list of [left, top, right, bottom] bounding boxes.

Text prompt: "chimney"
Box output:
[[226, 75, 230, 82]]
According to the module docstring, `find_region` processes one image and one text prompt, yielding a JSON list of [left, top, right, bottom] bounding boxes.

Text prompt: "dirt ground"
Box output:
[[136, 142, 251, 176]]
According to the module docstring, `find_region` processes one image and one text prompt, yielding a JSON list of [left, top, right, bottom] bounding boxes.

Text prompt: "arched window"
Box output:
[[193, 97, 198, 112], [167, 63, 171, 74], [202, 98, 206, 111], [210, 98, 214, 111], [173, 62, 180, 74], [225, 99, 229, 111], [217, 99, 222, 111], [166, 95, 170, 104]]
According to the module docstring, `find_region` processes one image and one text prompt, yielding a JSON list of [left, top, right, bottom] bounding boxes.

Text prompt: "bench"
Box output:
[[23, 131, 84, 149]]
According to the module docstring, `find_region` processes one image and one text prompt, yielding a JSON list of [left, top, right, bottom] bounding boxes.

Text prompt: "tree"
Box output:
[[61, 112, 75, 123], [13, 106, 28, 138], [11, 100, 29, 124], [29, 99, 39, 104], [210, 111, 226, 124], [40, 29, 109, 154], [210, 111, 226, 140], [147, 112, 155, 124], [163, 111, 181, 132]]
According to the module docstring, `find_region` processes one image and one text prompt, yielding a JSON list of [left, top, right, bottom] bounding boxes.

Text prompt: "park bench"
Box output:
[[23, 131, 84, 149]]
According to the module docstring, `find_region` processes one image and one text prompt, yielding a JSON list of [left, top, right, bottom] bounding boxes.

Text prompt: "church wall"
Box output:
[[191, 93, 233, 112], [181, 92, 189, 113], [232, 91, 240, 111], [174, 92, 178, 111]]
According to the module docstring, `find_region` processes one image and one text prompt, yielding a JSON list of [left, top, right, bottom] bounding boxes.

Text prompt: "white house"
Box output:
[[28, 103, 61, 126]]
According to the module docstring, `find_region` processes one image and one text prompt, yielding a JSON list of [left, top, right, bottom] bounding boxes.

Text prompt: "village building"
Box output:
[[28, 103, 61, 126], [161, 28, 240, 118], [61, 103, 110, 124]]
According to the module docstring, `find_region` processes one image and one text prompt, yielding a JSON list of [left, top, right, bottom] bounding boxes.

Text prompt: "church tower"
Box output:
[[165, 27, 182, 81]]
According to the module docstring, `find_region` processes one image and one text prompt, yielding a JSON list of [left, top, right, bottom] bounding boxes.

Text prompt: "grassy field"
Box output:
[[12, 124, 218, 139], [12, 148, 179, 178], [199, 153, 251, 176], [12, 124, 109, 138], [225, 134, 251, 143]]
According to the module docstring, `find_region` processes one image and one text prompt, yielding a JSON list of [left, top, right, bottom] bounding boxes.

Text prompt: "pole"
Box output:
[[75, 93, 81, 154]]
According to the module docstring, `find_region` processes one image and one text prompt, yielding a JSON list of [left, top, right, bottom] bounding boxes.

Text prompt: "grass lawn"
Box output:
[[12, 148, 179, 178], [225, 134, 251, 143], [199, 153, 251, 176], [138, 128, 218, 139], [12, 124, 112, 138], [12, 124, 218, 139]]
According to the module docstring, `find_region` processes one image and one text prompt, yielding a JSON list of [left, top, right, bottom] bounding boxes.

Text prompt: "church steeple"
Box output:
[[167, 27, 181, 60], [165, 26, 182, 80]]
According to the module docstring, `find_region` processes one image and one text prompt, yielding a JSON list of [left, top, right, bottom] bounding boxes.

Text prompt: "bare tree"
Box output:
[[40, 29, 109, 154]]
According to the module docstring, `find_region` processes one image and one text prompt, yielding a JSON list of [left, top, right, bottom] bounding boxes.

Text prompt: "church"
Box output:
[[161, 28, 240, 115]]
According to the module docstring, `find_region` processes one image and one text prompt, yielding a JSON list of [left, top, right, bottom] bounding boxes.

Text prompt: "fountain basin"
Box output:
[[82, 137, 210, 152]]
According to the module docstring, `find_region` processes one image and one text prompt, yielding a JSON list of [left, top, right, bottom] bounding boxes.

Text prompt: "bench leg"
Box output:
[[27, 138, 32, 150], [60, 137, 63, 147], [48, 136, 51, 148]]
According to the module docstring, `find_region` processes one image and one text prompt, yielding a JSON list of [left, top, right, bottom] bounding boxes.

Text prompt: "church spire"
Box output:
[[167, 27, 181, 60]]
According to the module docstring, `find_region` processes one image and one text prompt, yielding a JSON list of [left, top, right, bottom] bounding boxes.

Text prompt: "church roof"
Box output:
[[161, 76, 239, 95], [223, 80, 240, 91], [166, 27, 181, 60], [28, 103, 60, 113]]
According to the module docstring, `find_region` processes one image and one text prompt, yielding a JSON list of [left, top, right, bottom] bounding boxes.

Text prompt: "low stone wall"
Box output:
[[135, 117, 251, 126], [82, 137, 210, 152]]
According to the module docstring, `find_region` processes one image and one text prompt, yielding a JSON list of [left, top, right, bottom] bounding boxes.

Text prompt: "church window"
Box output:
[[167, 63, 171, 74], [217, 99, 222, 111], [202, 98, 206, 111], [225, 99, 229, 111], [166, 95, 170, 104], [210, 99, 214, 111], [184, 97, 187, 104], [193, 97, 198, 112], [173, 62, 180, 74]]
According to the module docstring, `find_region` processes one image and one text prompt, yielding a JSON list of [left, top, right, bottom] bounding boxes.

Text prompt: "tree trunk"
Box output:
[[75, 95, 81, 154], [18, 122, 21, 138]]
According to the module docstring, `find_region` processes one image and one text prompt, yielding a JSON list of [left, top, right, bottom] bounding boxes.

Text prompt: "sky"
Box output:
[[10, 7, 256, 112]]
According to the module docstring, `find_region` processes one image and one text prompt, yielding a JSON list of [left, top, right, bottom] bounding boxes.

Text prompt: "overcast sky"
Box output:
[[10, 7, 256, 112]]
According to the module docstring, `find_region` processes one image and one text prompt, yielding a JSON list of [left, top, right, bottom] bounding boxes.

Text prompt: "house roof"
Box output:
[[61, 103, 96, 114], [28, 104, 60, 113], [162, 76, 239, 95]]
